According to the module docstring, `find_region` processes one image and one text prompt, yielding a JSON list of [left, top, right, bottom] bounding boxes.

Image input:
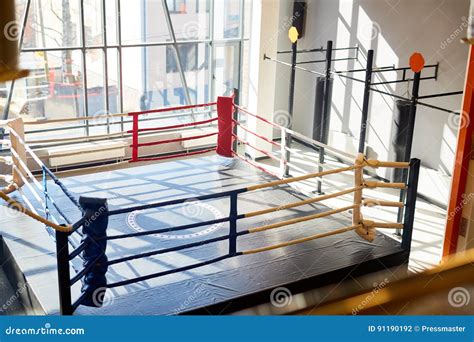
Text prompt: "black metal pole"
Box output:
[[358, 49, 374, 154], [284, 40, 298, 177], [232, 88, 239, 153], [402, 159, 420, 251], [317, 40, 333, 194], [397, 71, 421, 224], [56, 229, 73, 315], [229, 192, 238, 255]]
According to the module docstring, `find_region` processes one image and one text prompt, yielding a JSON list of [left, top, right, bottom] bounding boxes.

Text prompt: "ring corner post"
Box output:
[[401, 158, 420, 252], [131, 113, 139, 162], [216, 95, 235, 158], [7, 117, 26, 189], [79, 196, 109, 308], [396, 69, 421, 227], [229, 192, 238, 256], [232, 89, 239, 153], [55, 229, 73, 315], [358, 49, 374, 154]]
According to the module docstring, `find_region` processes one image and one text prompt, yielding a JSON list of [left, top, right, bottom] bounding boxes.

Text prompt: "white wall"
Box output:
[[271, 0, 469, 177]]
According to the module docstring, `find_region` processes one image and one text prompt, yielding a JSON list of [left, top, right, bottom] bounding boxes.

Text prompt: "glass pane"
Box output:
[[122, 45, 184, 114], [240, 41, 249, 107], [177, 43, 210, 104], [106, 49, 122, 134], [214, 43, 239, 97], [214, 0, 241, 39], [0, 81, 12, 118], [85, 49, 106, 119], [12, 50, 86, 141], [23, 0, 82, 49], [15, 0, 28, 20], [169, 0, 210, 41], [106, 49, 120, 113], [106, 0, 118, 45], [243, 0, 251, 39], [120, 0, 171, 44], [83, 0, 104, 46]]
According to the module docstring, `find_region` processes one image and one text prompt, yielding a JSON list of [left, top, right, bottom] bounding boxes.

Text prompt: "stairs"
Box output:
[[0, 264, 26, 315]]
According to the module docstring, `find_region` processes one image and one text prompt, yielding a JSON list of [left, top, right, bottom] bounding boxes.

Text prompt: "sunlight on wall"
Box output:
[[440, 121, 457, 174]]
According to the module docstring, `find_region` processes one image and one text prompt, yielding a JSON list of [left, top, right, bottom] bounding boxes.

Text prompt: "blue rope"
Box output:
[[42, 166, 81, 210]]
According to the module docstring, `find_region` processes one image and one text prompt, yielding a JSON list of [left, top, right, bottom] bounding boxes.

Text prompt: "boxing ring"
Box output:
[[0, 96, 420, 315]]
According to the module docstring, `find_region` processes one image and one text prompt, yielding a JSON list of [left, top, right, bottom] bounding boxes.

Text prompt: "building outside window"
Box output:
[[1, 0, 250, 142]]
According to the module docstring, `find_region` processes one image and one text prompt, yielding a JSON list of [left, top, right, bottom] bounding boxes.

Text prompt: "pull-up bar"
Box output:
[[265, 27, 463, 201], [277, 45, 359, 55]]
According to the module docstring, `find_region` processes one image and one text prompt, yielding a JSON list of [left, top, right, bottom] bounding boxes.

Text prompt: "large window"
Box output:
[[2, 0, 249, 141]]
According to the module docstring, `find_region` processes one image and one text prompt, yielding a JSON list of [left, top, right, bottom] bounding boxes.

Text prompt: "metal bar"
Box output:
[[208, 0, 215, 104], [18, 38, 248, 53], [296, 59, 326, 65], [402, 159, 421, 250], [417, 91, 463, 100], [416, 101, 460, 115], [117, 0, 124, 132], [131, 102, 216, 116], [163, 0, 193, 107], [296, 57, 358, 65], [102, 0, 110, 134], [263, 55, 325, 77], [369, 87, 410, 101], [55, 230, 73, 315], [278, 47, 324, 54], [358, 49, 374, 154], [232, 88, 239, 152], [229, 192, 238, 255], [24, 109, 214, 135], [336, 73, 365, 83], [283, 40, 298, 177], [131, 114, 139, 161], [332, 65, 395, 74], [374, 64, 439, 73], [397, 71, 421, 226], [277, 45, 357, 55], [370, 76, 436, 86], [317, 40, 333, 194], [79, 0, 90, 136]]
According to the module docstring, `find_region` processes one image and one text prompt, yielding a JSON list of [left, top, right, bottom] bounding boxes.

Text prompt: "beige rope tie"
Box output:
[[0, 191, 72, 233]]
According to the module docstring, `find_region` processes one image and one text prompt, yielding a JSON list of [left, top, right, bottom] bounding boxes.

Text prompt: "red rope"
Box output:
[[232, 152, 278, 178], [232, 134, 284, 164], [127, 117, 218, 134], [234, 105, 280, 129], [130, 148, 217, 163], [129, 102, 217, 117], [233, 120, 281, 147], [131, 132, 218, 148]]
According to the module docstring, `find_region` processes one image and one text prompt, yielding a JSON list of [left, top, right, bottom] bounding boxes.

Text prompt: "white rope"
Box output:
[[10, 147, 44, 193], [8, 128, 46, 170], [0, 156, 13, 165], [0, 174, 13, 182], [11, 163, 44, 206]]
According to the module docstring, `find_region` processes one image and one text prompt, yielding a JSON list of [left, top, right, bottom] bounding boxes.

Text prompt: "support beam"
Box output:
[[443, 45, 474, 257]]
